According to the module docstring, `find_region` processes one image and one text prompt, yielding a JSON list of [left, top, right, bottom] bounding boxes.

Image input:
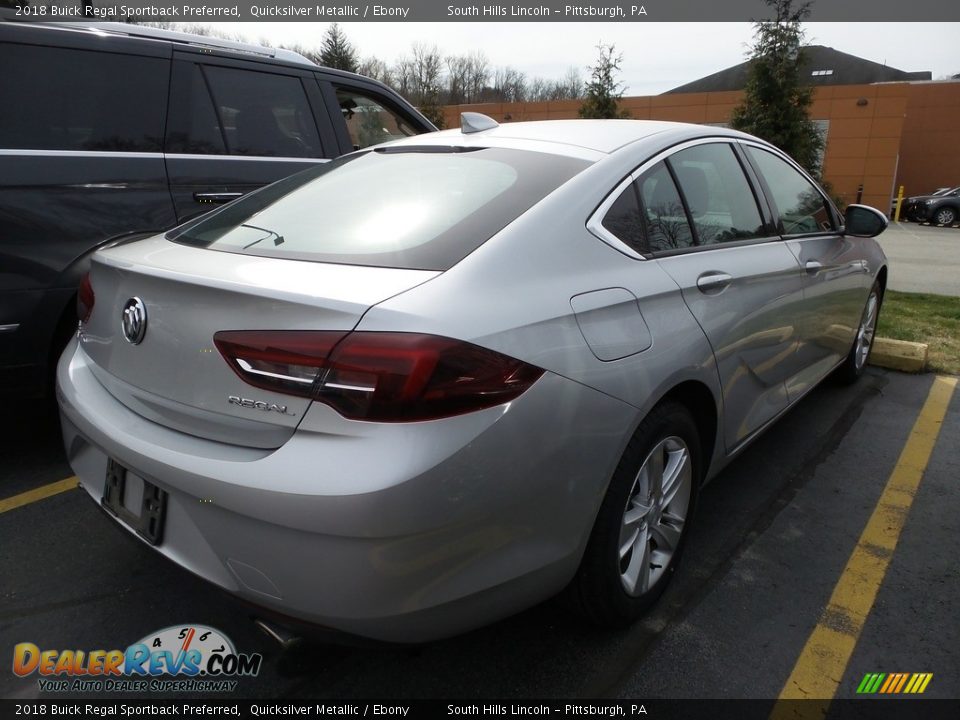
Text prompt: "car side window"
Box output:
[[601, 182, 647, 253], [637, 161, 696, 252], [667, 143, 767, 246], [165, 64, 227, 155], [0, 43, 165, 152], [745, 146, 836, 234], [336, 88, 419, 150], [203, 66, 323, 158]]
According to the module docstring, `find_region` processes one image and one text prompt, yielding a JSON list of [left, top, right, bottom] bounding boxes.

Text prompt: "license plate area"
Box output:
[[102, 459, 167, 545]]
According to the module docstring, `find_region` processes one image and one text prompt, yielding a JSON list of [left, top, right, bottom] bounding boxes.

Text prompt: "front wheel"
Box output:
[[933, 206, 956, 225], [569, 401, 701, 627], [836, 281, 882, 385]]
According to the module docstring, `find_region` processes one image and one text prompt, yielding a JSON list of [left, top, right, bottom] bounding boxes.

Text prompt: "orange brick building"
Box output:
[[443, 70, 959, 214]]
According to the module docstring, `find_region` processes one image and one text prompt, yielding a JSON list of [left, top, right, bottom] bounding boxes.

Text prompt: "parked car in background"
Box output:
[[58, 116, 889, 642], [900, 186, 960, 225], [0, 21, 434, 399]]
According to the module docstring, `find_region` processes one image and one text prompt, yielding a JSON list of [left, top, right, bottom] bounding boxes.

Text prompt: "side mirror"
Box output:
[[844, 204, 888, 238]]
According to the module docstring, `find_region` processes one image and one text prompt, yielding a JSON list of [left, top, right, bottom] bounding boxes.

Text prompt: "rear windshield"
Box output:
[[167, 147, 590, 270]]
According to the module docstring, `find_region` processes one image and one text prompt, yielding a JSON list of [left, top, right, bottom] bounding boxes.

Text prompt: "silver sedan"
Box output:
[[58, 117, 888, 642]]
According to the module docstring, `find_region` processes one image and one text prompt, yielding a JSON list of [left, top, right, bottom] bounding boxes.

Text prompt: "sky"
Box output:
[[197, 22, 960, 96]]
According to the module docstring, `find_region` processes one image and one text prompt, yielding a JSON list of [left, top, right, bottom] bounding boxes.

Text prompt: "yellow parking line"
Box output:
[[771, 375, 956, 716], [0, 476, 79, 514]]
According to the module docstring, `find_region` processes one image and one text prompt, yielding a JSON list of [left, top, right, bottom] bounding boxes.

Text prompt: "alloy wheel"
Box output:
[[618, 436, 692, 596], [855, 291, 879, 370]]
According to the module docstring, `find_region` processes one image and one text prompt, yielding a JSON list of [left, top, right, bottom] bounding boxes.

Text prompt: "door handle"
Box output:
[[193, 192, 243, 205], [805, 260, 824, 274], [696, 272, 732, 293]]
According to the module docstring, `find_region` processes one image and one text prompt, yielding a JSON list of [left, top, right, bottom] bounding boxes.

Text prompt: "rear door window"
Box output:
[[0, 43, 166, 152], [203, 65, 323, 158], [667, 143, 767, 246], [637, 162, 696, 252]]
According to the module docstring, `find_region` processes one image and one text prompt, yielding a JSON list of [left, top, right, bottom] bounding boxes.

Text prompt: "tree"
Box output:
[[319, 23, 358, 73], [579, 44, 631, 119], [730, 0, 824, 177]]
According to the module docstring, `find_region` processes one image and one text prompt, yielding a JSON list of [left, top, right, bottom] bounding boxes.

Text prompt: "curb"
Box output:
[[869, 337, 928, 373]]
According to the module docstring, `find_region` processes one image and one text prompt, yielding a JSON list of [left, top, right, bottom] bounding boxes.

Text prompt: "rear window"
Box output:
[[167, 147, 590, 270]]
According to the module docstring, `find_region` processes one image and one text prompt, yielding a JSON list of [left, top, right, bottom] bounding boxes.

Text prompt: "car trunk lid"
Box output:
[[79, 235, 437, 448]]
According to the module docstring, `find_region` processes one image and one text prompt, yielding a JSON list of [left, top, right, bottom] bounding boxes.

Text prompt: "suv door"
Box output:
[[0, 31, 174, 395], [742, 143, 867, 399], [638, 141, 807, 451], [165, 52, 338, 222]]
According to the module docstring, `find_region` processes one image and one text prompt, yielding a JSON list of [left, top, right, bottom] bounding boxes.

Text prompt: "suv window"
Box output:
[[165, 64, 227, 155], [745, 146, 836, 234], [204, 65, 322, 158], [668, 143, 766, 246], [0, 43, 166, 151], [336, 88, 420, 150]]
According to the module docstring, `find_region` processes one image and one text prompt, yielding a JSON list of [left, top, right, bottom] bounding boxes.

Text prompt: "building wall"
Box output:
[[443, 81, 960, 213], [898, 83, 960, 199]]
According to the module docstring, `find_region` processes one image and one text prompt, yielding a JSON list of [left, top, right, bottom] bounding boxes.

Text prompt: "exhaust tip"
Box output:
[[254, 617, 303, 651]]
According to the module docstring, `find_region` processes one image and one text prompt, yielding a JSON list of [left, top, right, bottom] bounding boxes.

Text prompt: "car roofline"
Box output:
[[15, 21, 316, 67], [378, 119, 765, 159]]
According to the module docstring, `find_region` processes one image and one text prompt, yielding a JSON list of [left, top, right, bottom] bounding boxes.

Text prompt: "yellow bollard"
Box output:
[[893, 185, 905, 222]]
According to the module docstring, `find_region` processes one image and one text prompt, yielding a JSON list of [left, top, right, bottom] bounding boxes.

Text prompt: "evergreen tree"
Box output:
[[730, 0, 824, 177], [319, 23, 358, 73], [579, 44, 631, 119]]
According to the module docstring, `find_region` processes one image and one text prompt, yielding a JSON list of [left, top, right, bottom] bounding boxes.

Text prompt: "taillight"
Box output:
[[214, 330, 544, 422], [77, 273, 95, 324], [213, 330, 347, 398]]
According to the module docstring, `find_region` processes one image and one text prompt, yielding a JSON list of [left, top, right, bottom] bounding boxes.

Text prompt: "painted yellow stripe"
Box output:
[[771, 376, 957, 713], [0, 476, 79, 514], [918, 673, 933, 693], [904, 674, 919, 693]]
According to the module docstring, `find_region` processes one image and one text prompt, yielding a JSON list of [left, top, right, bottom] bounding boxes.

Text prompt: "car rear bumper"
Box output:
[[57, 337, 635, 642]]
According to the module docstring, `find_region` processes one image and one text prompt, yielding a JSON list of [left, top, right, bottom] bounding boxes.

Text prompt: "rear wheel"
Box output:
[[836, 281, 882, 385], [569, 401, 701, 627]]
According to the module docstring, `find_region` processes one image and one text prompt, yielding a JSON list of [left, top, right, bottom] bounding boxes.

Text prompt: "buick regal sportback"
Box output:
[[58, 117, 889, 642]]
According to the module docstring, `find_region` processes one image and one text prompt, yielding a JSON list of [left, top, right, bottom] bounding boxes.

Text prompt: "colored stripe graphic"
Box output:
[[856, 673, 932, 694]]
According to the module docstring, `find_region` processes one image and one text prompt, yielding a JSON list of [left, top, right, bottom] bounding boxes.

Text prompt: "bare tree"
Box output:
[[492, 66, 527, 103], [356, 57, 391, 85]]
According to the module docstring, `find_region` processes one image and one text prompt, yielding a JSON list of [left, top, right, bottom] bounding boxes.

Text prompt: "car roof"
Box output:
[[6, 21, 316, 67], [389, 119, 756, 158]]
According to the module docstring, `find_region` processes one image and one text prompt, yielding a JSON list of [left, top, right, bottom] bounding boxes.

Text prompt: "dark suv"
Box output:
[[901, 186, 960, 225], [0, 22, 435, 398]]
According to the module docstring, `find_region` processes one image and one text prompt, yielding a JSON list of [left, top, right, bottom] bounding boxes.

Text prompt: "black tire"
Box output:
[[836, 280, 883, 385], [568, 401, 701, 627], [933, 206, 956, 226]]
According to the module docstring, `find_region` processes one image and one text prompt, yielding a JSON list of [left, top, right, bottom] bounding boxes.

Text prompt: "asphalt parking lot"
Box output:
[[877, 223, 960, 297], [2, 368, 958, 706]]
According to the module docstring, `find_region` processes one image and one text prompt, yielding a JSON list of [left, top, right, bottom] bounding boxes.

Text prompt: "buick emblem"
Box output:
[[121, 297, 147, 345]]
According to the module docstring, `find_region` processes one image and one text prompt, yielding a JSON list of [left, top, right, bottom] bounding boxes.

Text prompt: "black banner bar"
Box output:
[[2, 699, 960, 720], [5, 0, 960, 23]]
